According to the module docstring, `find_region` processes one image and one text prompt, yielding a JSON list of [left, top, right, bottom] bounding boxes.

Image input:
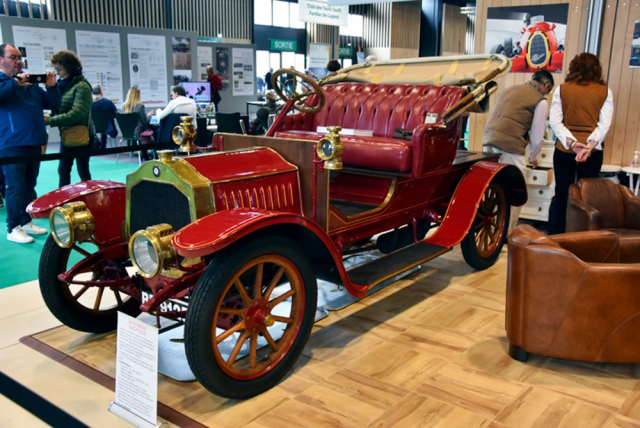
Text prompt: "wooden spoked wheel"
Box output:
[[272, 68, 326, 114], [461, 182, 509, 270]]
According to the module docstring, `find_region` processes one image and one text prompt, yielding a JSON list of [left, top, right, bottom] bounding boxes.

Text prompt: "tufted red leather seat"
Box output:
[[274, 83, 467, 177]]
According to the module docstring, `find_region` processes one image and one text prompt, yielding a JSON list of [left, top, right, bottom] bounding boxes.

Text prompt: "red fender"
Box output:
[[424, 161, 526, 248], [173, 209, 370, 298], [27, 180, 126, 245]]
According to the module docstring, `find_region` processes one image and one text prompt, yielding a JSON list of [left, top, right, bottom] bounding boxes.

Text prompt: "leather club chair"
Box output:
[[566, 178, 640, 263], [506, 224, 640, 363]]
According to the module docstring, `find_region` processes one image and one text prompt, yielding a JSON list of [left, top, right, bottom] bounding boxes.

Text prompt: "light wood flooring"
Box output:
[[2, 246, 640, 427]]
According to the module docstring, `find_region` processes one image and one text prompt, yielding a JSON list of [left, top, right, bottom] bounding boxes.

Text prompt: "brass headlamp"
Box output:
[[316, 126, 344, 170], [129, 224, 176, 278], [172, 116, 197, 153], [49, 202, 95, 248]]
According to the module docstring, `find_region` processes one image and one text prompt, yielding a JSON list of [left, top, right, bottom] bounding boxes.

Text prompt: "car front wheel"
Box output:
[[185, 236, 317, 399], [461, 182, 509, 270]]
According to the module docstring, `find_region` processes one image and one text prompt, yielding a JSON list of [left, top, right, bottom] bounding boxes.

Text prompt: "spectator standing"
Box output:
[[0, 43, 60, 243], [482, 70, 555, 232], [91, 84, 117, 149], [265, 68, 274, 90], [326, 59, 341, 75], [155, 85, 197, 120], [120, 86, 153, 161], [548, 53, 614, 235], [46, 50, 94, 188], [206, 65, 223, 111]]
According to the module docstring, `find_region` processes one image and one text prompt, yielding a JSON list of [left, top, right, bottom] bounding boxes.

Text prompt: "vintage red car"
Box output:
[[28, 54, 525, 399], [491, 15, 564, 72]]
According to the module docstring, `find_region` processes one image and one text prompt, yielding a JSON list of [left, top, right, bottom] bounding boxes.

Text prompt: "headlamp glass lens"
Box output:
[[52, 211, 71, 246], [132, 235, 159, 275]]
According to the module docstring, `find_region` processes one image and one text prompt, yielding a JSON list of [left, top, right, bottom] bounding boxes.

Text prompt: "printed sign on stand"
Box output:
[[109, 312, 163, 428]]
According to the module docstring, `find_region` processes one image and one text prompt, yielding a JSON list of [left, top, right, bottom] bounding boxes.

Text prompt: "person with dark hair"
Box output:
[[326, 59, 341, 74], [155, 85, 197, 121], [265, 68, 274, 90], [0, 43, 60, 243], [46, 50, 94, 188], [482, 69, 555, 231], [91, 84, 117, 149], [548, 52, 614, 234], [206, 65, 222, 111]]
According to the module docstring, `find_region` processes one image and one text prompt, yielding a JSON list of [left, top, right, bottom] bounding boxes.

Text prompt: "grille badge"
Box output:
[[153, 165, 161, 177]]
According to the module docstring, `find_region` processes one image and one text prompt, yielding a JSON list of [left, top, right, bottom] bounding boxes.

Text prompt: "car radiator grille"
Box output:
[[528, 33, 548, 67], [129, 181, 192, 234]]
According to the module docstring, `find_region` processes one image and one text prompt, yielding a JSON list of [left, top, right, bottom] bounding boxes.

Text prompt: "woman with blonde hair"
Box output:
[[119, 86, 152, 160]]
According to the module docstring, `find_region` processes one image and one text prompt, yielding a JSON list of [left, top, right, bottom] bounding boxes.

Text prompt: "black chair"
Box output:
[[195, 116, 210, 148], [115, 113, 141, 165], [157, 113, 185, 145], [91, 107, 115, 149], [215, 112, 242, 134]]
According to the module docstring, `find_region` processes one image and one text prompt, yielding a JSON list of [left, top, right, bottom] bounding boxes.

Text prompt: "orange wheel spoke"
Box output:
[[219, 307, 245, 316], [227, 331, 250, 365], [73, 286, 89, 300], [262, 328, 279, 351], [113, 289, 123, 305], [264, 267, 285, 300], [249, 334, 257, 368], [271, 315, 293, 324], [93, 287, 104, 310], [216, 320, 245, 344], [269, 289, 295, 308], [234, 279, 252, 305], [253, 263, 264, 299]]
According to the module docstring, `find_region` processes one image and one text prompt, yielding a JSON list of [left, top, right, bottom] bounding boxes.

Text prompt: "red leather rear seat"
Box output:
[[273, 83, 466, 175]]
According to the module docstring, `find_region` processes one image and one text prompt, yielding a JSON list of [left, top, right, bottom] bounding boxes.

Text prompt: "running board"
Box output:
[[348, 242, 451, 289]]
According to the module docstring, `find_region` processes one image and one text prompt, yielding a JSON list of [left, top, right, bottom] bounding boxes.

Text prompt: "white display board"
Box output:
[[128, 34, 168, 105], [197, 45, 212, 81], [12, 26, 67, 73], [308, 42, 331, 68], [299, 0, 348, 26], [110, 312, 159, 428], [232, 47, 255, 96], [76, 30, 124, 105]]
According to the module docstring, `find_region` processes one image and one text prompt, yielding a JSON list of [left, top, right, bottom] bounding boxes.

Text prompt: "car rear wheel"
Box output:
[[185, 237, 317, 399], [461, 182, 509, 270], [39, 235, 141, 333]]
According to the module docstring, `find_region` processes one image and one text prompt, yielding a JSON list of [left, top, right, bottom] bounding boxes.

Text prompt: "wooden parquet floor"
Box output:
[[24, 248, 640, 428]]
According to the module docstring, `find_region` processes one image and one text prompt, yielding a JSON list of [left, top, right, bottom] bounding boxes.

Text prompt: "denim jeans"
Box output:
[[58, 143, 91, 188], [0, 145, 41, 233]]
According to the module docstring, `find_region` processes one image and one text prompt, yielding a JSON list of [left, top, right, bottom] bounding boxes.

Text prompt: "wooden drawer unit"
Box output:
[[525, 168, 553, 186], [522, 198, 552, 219]]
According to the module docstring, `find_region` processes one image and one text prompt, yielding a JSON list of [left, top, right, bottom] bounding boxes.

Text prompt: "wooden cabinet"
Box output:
[[521, 140, 555, 222]]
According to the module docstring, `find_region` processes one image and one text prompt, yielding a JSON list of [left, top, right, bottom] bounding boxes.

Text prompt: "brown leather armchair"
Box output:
[[506, 225, 640, 363], [567, 178, 640, 263]]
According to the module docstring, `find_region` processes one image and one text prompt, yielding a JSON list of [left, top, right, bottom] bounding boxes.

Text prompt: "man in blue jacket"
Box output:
[[0, 43, 61, 244]]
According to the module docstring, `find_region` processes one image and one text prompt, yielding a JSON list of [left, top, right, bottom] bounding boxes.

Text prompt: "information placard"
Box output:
[[12, 26, 67, 73], [110, 312, 159, 428], [76, 30, 124, 105], [128, 34, 168, 105], [232, 47, 255, 96]]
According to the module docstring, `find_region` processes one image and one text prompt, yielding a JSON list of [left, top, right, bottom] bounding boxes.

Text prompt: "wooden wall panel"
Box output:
[[472, 0, 640, 168], [442, 4, 466, 56]]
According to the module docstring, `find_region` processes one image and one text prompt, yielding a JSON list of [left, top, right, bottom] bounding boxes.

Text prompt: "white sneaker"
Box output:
[[22, 222, 48, 235], [7, 226, 35, 244]]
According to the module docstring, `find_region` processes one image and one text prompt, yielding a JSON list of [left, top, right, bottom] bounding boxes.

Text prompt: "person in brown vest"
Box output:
[[548, 53, 614, 235], [482, 69, 555, 232]]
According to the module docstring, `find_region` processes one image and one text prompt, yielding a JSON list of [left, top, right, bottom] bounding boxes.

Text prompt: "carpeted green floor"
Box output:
[[1, 155, 139, 289]]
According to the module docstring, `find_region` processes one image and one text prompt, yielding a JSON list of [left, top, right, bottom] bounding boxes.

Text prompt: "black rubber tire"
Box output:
[[490, 44, 505, 55], [185, 236, 317, 399], [460, 183, 510, 270], [39, 235, 140, 333], [503, 37, 513, 57]]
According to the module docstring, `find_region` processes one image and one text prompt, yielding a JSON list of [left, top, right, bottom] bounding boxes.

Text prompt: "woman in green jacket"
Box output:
[[45, 50, 93, 188]]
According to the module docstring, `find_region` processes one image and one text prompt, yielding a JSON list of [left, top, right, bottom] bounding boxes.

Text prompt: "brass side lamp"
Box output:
[[172, 116, 197, 153], [316, 126, 344, 170]]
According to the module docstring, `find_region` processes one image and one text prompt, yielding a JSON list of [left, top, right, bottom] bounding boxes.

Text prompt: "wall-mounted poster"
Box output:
[[216, 47, 229, 92], [128, 34, 168, 105], [231, 47, 254, 96], [197, 46, 212, 80], [485, 4, 568, 73], [172, 36, 192, 84], [631, 21, 640, 68], [76, 30, 124, 105], [12, 26, 67, 73]]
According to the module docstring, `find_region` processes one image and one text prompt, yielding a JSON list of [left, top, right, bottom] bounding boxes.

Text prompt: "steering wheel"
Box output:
[[272, 68, 326, 114]]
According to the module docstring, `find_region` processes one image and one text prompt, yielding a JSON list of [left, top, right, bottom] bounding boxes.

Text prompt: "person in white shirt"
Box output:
[[155, 85, 197, 121], [548, 52, 614, 234]]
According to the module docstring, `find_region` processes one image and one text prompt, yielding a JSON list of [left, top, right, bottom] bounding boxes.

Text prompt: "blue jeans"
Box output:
[[0, 145, 41, 233], [58, 143, 91, 188]]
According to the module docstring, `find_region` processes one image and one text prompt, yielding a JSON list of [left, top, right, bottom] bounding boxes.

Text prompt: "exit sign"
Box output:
[[271, 39, 297, 51]]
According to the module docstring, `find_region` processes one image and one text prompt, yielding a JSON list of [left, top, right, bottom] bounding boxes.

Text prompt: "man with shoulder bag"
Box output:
[[0, 43, 60, 243]]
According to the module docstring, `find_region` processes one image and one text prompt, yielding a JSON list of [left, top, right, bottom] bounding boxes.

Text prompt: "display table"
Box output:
[[622, 166, 640, 195]]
